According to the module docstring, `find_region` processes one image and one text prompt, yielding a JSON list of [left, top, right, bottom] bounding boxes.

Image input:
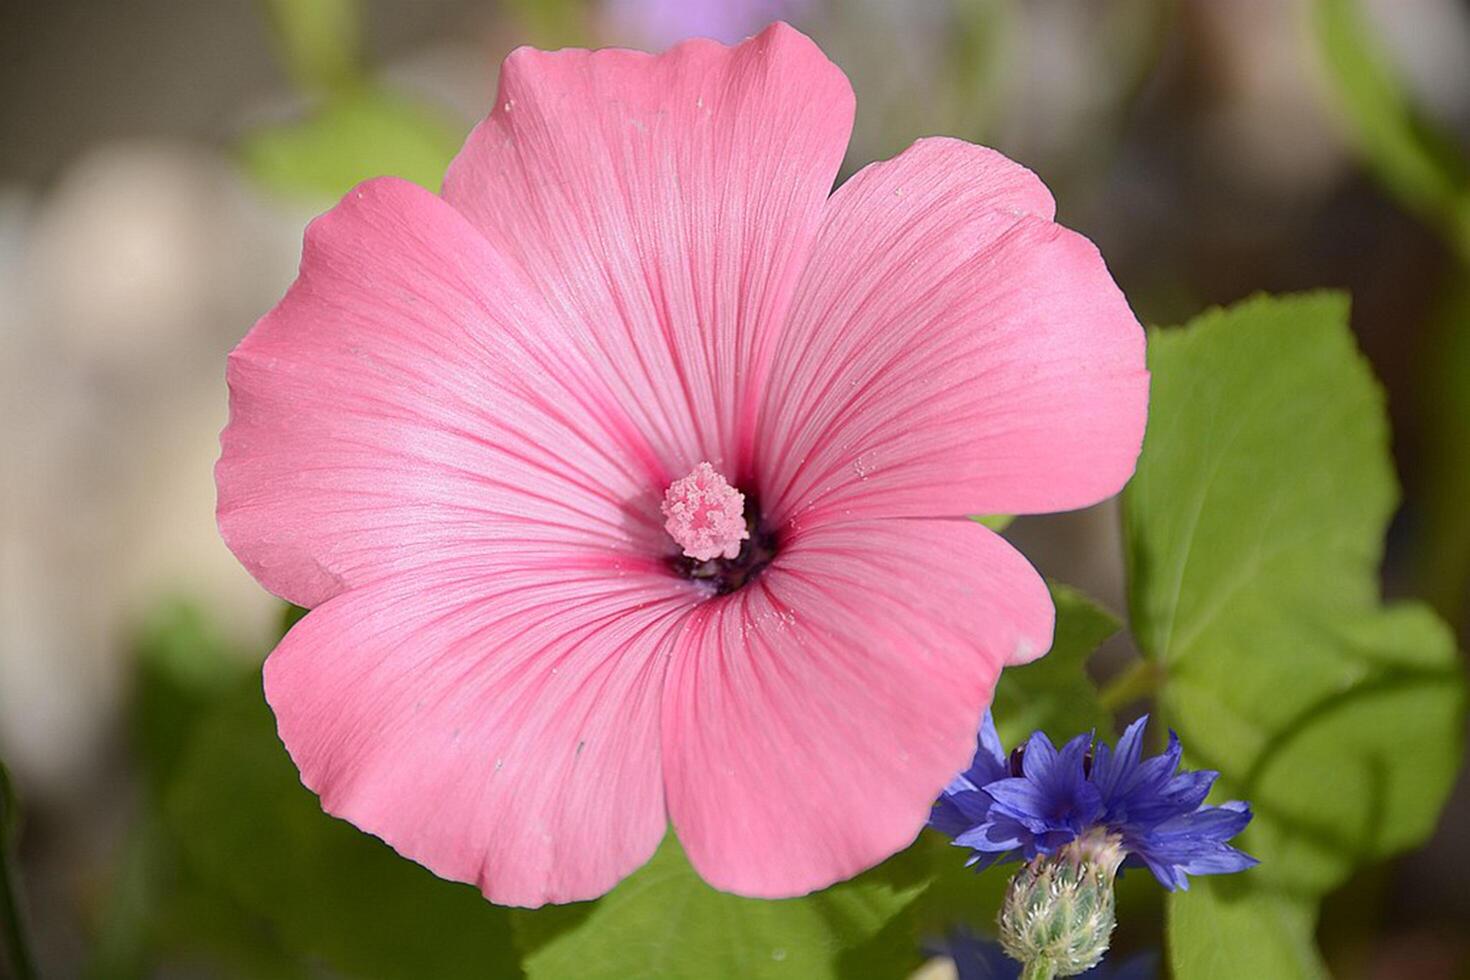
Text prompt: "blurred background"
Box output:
[[1, 0, 1468, 976]]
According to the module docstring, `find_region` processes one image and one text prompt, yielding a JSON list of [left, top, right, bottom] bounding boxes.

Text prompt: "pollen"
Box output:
[[661, 462, 749, 562]]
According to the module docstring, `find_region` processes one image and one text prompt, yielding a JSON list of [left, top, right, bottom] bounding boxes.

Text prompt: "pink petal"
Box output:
[[218, 177, 668, 609], [264, 556, 698, 907], [756, 138, 1149, 527], [442, 22, 854, 481], [662, 518, 1054, 897]]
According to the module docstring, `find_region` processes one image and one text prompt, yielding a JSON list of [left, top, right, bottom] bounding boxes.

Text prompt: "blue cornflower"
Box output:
[[931, 714, 1257, 890]]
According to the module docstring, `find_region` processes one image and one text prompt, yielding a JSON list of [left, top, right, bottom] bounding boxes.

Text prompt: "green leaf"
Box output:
[[241, 89, 464, 201], [514, 834, 928, 980], [166, 685, 521, 979], [991, 583, 1118, 745], [1167, 878, 1327, 980], [1314, 0, 1470, 260], [971, 514, 1014, 532], [1123, 292, 1467, 976]]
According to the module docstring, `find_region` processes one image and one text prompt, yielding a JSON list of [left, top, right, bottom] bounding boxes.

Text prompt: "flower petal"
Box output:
[[661, 519, 1053, 897], [975, 711, 1009, 779], [1126, 801, 1258, 889], [218, 177, 667, 609], [1091, 713, 1148, 805], [756, 137, 1148, 526], [263, 557, 697, 907], [953, 820, 1026, 856], [1150, 801, 1256, 842], [932, 710, 1012, 836], [1018, 730, 1061, 783], [982, 777, 1072, 836], [931, 780, 992, 840], [442, 23, 854, 477]]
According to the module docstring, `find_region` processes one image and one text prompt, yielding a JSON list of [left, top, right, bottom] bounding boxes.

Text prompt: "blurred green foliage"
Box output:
[[241, 90, 464, 200], [498, 0, 591, 47], [1124, 293, 1467, 978], [131, 603, 253, 798], [1316, 0, 1470, 639], [243, 0, 462, 202], [89, 605, 295, 979], [1, 757, 36, 980], [168, 686, 521, 979], [1315, 0, 1470, 263], [262, 0, 364, 97], [1419, 282, 1470, 622], [92, 600, 520, 978]]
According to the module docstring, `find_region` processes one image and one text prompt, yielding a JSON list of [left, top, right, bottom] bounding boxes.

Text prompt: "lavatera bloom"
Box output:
[[216, 23, 1148, 907]]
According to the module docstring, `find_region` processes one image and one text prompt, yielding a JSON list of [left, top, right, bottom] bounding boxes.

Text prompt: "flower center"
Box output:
[[662, 462, 776, 594], [662, 462, 748, 560]]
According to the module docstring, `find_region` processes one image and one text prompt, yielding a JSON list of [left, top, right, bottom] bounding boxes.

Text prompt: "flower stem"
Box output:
[[1019, 958, 1059, 980], [0, 761, 36, 980], [1098, 657, 1162, 712]]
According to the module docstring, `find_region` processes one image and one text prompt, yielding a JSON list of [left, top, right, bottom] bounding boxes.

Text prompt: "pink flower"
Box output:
[[216, 23, 1148, 908]]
